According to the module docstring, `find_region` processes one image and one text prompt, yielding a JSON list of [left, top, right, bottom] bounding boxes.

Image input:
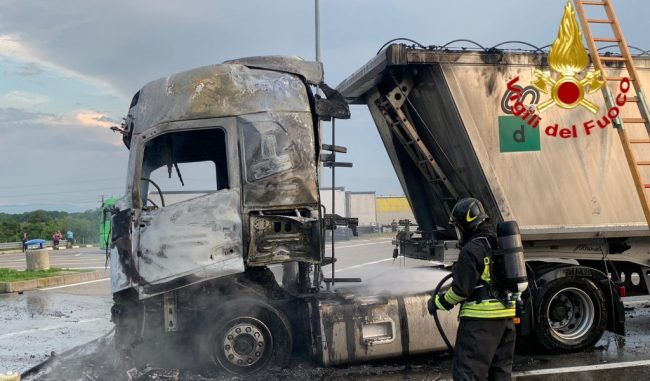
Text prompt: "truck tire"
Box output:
[[535, 277, 607, 353], [198, 299, 292, 375]]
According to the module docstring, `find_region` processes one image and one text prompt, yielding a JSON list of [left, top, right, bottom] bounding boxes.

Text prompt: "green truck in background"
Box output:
[[100, 197, 117, 249]]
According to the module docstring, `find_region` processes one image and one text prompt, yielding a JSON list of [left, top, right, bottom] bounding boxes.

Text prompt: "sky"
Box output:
[[1, 0, 649, 213]]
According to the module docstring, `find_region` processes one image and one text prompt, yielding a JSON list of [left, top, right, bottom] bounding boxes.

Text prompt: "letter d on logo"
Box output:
[[513, 125, 526, 143], [499, 116, 540, 153]]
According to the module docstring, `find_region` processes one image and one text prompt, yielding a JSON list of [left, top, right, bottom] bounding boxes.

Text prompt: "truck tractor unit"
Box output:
[[108, 56, 457, 375]]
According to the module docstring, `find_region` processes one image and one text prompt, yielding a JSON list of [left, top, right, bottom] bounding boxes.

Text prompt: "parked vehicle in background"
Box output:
[[99, 197, 117, 250]]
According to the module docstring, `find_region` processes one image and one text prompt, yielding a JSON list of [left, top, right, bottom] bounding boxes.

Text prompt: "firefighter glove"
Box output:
[[437, 294, 455, 312]]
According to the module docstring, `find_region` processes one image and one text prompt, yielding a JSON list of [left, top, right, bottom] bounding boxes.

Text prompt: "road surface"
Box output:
[[1, 236, 650, 380]]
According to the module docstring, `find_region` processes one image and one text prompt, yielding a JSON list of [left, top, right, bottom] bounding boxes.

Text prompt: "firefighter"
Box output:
[[428, 198, 516, 381]]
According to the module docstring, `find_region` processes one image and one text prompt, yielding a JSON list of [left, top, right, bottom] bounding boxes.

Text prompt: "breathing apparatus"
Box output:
[[493, 220, 529, 305], [431, 198, 528, 352]]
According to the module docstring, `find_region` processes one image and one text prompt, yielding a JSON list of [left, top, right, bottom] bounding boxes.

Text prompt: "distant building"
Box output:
[[319, 189, 415, 232], [375, 196, 415, 226], [319, 187, 346, 217], [345, 191, 377, 229]]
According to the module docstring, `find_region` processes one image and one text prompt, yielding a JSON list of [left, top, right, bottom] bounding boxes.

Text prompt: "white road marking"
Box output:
[[323, 258, 394, 275], [74, 253, 81, 257], [0, 318, 105, 339], [325, 240, 392, 250], [512, 360, 650, 377], [39, 278, 110, 291]]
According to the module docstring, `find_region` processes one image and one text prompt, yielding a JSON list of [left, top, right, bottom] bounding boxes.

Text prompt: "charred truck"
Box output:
[[108, 56, 458, 375], [337, 43, 650, 354], [109, 46, 648, 374]]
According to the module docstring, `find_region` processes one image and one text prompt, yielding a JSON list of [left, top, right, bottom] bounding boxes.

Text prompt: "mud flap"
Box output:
[[603, 279, 626, 336]]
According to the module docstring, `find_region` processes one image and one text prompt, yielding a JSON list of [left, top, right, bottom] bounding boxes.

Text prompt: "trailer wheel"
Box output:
[[536, 277, 607, 353], [199, 299, 292, 375]]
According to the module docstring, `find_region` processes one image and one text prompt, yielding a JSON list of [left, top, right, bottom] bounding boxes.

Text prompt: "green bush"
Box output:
[[0, 209, 101, 244]]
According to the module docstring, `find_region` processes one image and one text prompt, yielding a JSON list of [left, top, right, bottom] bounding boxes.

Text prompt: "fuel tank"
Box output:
[[309, 271, 458, 366]]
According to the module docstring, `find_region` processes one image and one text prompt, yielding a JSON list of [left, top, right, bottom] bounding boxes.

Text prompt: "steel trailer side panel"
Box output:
[[440, 58, 645, 228], [404, 65, 509, 226], [339, 46, 650, 238]]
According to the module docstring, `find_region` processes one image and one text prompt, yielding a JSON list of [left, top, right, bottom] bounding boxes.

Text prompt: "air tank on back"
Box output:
[[493, 221, 528, 294]]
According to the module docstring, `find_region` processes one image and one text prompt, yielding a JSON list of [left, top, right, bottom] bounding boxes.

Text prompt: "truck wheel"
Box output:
[[199, 299, 292, 375], [536, 277, 607, 353]]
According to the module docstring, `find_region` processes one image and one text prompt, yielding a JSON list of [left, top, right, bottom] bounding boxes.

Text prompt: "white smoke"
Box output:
[[331, 266, 452, 296]]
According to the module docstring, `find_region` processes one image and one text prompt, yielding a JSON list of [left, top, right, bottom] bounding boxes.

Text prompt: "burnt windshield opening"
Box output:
[[140, 128, 228, 208]]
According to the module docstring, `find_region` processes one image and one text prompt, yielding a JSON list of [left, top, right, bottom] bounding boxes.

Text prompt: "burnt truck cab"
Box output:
[[108, 57, 337, 372], [108, 57, 456, 375], [111, 56, 337, 298]]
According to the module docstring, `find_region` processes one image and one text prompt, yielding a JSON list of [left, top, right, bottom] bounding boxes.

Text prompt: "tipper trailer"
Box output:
[[336, 43, 650, 352]]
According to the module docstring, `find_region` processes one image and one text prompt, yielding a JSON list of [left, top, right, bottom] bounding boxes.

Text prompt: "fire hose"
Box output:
[[432, 272, 455, 354], [430, 221, 528, 354]]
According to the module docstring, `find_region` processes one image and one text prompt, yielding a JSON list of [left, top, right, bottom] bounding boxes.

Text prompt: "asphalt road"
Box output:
[[2, 236, 650, 380], [0, 247, 109, 270]]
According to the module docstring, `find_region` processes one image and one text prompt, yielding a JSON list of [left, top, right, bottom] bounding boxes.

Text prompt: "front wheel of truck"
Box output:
[[535, 277, 608, 353], [198, 298, 292, 375]]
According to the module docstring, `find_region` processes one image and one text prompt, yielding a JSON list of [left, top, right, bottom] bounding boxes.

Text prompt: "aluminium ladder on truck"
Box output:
[[574, 0, 650, 228], [374, 77, 459, 216]]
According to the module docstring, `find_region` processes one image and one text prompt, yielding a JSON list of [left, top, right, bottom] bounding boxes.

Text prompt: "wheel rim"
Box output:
[[217, 317, 273, 371], [546, 287, 595, 343]]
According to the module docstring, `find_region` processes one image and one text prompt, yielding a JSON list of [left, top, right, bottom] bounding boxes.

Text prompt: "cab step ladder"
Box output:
[[574, 0, 650, 228]]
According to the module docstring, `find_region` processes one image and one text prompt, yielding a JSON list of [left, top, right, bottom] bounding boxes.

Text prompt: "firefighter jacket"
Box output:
[[435, 231, 516, 319]]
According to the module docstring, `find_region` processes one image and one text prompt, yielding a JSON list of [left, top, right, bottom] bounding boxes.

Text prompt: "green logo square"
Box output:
[[498, 116, 541, 152]]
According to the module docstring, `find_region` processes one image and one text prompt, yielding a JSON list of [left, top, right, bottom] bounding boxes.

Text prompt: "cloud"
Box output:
[[75, 111, 118, 128], [0, 107, 120, 149], [0, 107, 58, 123], [13, 62, 42, 76], [1, 90, 49, 106], [0, 34, 122, 96]]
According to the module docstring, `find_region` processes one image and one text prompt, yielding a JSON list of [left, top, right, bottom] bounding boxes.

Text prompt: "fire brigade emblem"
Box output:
[[532, 1, 604, 113]]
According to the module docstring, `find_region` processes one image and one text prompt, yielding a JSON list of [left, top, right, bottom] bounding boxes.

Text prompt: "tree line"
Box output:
[[0, 209, 101, 244]]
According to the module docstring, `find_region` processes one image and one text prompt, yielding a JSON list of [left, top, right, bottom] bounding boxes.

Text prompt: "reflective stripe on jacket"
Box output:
[[460, 300, 515, 319]]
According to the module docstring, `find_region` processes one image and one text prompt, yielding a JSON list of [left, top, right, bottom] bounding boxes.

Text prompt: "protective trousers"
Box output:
[[452, 318, 516, 381]]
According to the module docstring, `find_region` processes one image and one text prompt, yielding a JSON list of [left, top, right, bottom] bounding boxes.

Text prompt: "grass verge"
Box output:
[[0, 267, 87, 282]]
